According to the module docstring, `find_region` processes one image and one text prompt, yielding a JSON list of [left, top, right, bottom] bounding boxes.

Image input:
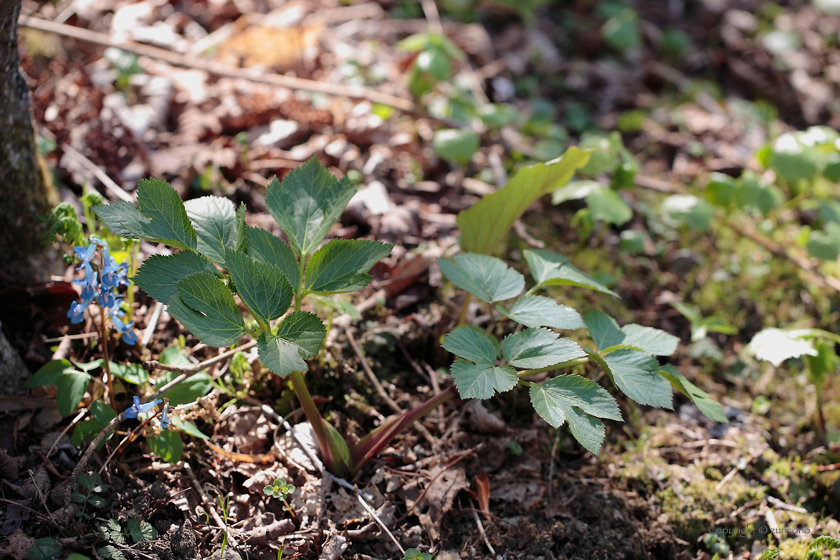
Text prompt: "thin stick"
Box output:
[[355, 489, 405, 555], [419, 0, 443, 35], [44, 332, 99, 343], [20, 16, 417, 114], [61, 143, 134, 203], [346, 329, 437, 447], [184, 462, 238, 548], [141, 301, 164, 349], [470, 499, 496, 556], [61, 413, 122, 505], [28, 469, 59, 527], [143, 341, 256, 378], [47, 409, 86, 458]]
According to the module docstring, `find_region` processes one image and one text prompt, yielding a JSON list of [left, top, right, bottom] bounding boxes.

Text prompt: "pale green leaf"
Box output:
[[258, 312, 326, 377], [564, 406, 607, 456], [184, 196, 238, 266], [225, 251, 294, 325], [127, 518, 158, 544], [171, 416, 209, 439], [437, 253, 524, 302], [148, 430, 183, 463], [497, 295, 585, 330], [109, 362, 148, 385], [158, 371, 212, 406], [747, 328, 817, 366], [529, 374, 622, 426], [442, 326, 496, 364], [135, 252, 218, 304], [450, 360, 518, 399], [524, 250, 617, 296], [620, 324, 679, 356], [659, 364, 727, 423], [595, 349, 673, 409], [265, 158, 357, 256], [246, 226, 300, 291], [92, 201, 151, 239], [501, 328, 586, 369], [457, 147, 591, 254], [586, 187, 633, 225], [433, 129, 479, 166], [136, 178, 197, 250], [583, 310, 625, 351], [57, 372, 90, 416], [168, 273, 246, 347], [305, 239, 394, 294]]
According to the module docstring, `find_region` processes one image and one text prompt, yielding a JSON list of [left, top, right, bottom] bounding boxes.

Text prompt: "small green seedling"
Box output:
[[70, 472, 107, 520], [264, 478, 296, 513]]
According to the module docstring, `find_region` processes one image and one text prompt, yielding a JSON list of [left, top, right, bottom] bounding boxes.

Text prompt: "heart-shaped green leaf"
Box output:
[[225, 251, 294, 325], [148, 430, 183, 463], [258, 312, 326, 377], [135, 252, 218, 305]]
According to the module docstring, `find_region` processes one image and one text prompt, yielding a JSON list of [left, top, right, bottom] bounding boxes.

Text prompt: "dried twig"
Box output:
[[141, 301, 164, 349], [469, 498, 496, 556], [355, 490, 405, 555], [61, 143, 134, 203], [184, 462, 238, 548], [20, 16, 418, 114]]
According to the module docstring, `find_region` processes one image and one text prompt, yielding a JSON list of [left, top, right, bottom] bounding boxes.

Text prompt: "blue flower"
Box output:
[[160, 407, 171, 430], [97, 290, 117, 309], [89, 236, 108, 247], [73, 244, 96, 270], [124, 396, 162, 419], [100, 249, 129, 289], [112, 315, 137, 345], [67, 301, 89, 324]]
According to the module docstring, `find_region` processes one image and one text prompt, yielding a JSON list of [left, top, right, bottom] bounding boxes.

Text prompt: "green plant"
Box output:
[[92, 153, 725, 476], [70, 472, 107, 521], [748, 327, 840, 435], [264, 478, 296, 513], [98, 516, 157, 559], [761, 535, 840, 560], [672, 302, 738, 342], [397, 32, 465, 100], [402, 549, 435, 560]]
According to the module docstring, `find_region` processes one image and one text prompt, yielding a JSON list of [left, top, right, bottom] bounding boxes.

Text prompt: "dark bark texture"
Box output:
[[0, 0, 58, 285]]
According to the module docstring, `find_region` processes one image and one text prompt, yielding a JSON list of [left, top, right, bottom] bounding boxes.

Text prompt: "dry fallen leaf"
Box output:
[[475, 472, 491, 519]]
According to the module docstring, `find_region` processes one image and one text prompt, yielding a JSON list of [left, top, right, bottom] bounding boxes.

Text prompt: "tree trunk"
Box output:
[[0, 0, 58, 286]]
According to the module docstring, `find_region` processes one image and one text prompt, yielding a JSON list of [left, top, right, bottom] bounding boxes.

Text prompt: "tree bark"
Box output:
[[0, 0, 58, 286]]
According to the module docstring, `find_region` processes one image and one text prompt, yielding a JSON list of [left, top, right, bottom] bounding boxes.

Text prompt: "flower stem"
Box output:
[[98, 305, 116, 410], [289, 370, 334, 470]]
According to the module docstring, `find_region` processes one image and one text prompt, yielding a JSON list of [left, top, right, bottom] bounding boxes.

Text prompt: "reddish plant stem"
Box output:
[[349, 385, 458, 475], [289, 370, 340, 473]]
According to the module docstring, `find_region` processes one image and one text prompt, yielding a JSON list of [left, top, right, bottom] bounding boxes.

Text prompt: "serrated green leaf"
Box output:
[[658, 364, 727, 423], [91, 401, 117, 425], [225, 251, 294, 325], [171, 416, 209, 440], [450, 360, 518, 399], [160, 345, 192, 367], [168, 273, 246, 347], [148, 430, 183, 463], [158, 371, 212, 406], [524, 250, 617, 296], [24, 360, 74, 388], [497, 295, 585, 330], [265, 158, 357, 256], [92, 200, 152, 239], [57, 372, 91, 417], [437, 253, 524, 302], [246, 226, 300, 291], [258, 312, 326, 377], [127, 517, 158, 544], [530, 375, 622, 425], [134, 252, 219, 305], [136, 178, 197, 250], [594, 349, 673, 409], [583, 310, 625, 351], [305, 239, 394, 293], [457, 147, 591, 254], [442, 326, 497, 364], [98, 545, 126, 560], [564, 406, 607, 456], [502, 328, 586, 369], [620, 324, 679, 356], [234, 203, 247, 253], [184, 196, 238, 265], [586, 187, 633, 225]]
